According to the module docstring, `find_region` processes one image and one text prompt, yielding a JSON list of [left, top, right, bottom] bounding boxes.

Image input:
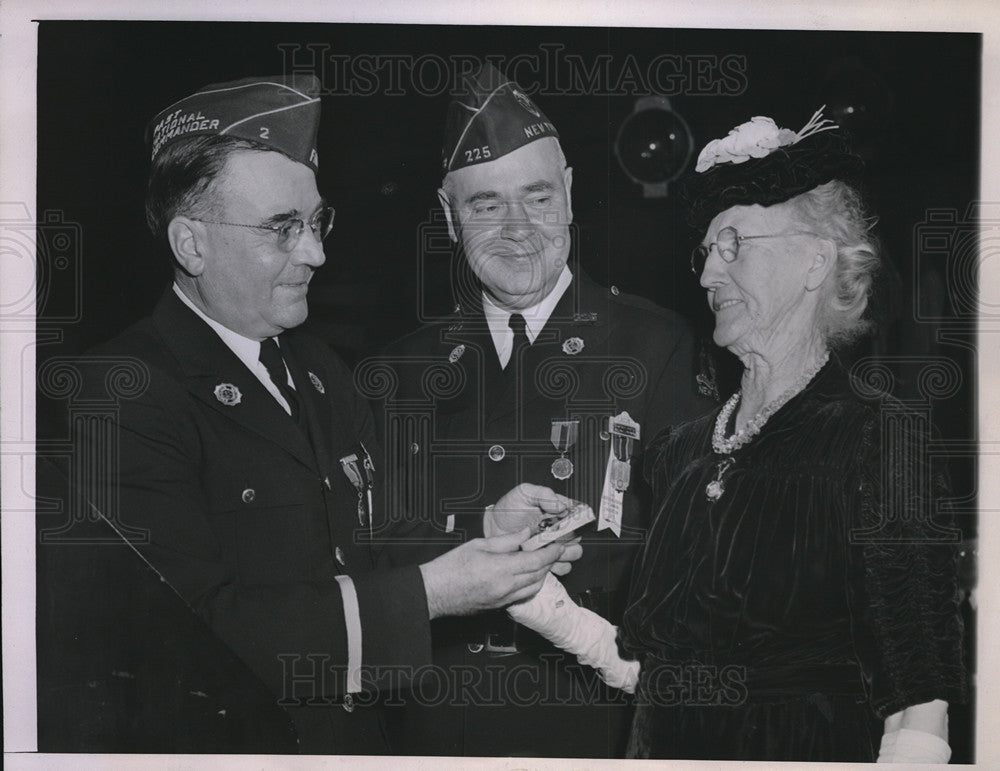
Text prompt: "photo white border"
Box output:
[[3, 1, 997, 768]]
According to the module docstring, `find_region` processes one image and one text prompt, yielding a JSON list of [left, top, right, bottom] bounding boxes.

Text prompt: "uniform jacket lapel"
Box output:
[[281, 331, 338, 477], [485, 273, 612, 424], [151, 290, 318, 472], [436, 323, 498, 418]]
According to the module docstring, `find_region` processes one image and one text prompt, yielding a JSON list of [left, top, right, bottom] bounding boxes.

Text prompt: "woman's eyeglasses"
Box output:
[[691, 226, 821, 275]]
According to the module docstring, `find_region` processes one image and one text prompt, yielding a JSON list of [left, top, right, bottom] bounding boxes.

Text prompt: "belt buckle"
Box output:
[[484, 632, 519, 657]]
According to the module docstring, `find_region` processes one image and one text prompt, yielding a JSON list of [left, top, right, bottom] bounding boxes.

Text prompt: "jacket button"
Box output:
[[488, 444, 505, 462], [467, 643, 485, 654], [410, 442, 419, 455], [335, 547, 346, 566], [241, 488, 255, 504], [342, 693, 354, 713], [610, 285, 620, 296]]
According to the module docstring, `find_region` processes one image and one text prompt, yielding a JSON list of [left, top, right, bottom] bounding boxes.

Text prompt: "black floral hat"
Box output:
[[680, 107, 864, 230]]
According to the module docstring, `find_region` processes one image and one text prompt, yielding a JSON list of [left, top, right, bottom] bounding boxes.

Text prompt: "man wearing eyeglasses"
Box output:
[[75, 74, 579, 754]]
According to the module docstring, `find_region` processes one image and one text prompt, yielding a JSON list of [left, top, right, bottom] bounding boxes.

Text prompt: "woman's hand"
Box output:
[[507, 572, 640, 692], [877, 699, 950, 763]]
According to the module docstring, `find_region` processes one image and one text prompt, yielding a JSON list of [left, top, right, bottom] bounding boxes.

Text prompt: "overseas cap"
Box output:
[[442, 63, 559, 173], [148, 74, 322, 171]]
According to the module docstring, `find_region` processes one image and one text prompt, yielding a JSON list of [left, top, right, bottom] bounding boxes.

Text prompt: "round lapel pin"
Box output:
[[213, 383, 242, 406]]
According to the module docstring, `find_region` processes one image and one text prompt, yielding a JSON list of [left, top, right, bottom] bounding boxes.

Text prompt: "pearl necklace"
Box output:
[[705, 351, 829, 502]]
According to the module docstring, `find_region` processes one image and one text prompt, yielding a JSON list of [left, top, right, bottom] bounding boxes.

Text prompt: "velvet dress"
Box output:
[[618, 360, 966, 761]]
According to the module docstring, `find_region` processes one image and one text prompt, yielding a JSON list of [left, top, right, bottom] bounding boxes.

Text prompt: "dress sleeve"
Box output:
[[853, 408, 968, 718]]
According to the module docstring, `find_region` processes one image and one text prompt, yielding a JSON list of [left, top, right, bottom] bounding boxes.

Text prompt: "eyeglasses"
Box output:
[[690, 226, 821, 275], [192, 205, 335, 252]]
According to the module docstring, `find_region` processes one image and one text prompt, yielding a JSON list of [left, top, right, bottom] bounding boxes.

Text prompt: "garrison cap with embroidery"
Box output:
[[442, 63, 559, 173], [148, 74, 322, 172]]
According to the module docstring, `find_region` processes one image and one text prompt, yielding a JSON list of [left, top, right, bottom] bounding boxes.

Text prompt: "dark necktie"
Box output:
[[486, 313, 530, 415], [508, 313, 530, 368], [258, 337, 300, 422]]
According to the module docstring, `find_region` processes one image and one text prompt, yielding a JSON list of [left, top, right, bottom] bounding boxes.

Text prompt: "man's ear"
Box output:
[[437, 188, 458, 243], [168, 217, 206, 276], [805, 238, 836, 291], [563, 165, 574, 223]]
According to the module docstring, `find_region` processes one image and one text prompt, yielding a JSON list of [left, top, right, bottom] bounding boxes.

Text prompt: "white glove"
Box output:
[[507, 572, 640, 693], [877, 728, 951, 763]]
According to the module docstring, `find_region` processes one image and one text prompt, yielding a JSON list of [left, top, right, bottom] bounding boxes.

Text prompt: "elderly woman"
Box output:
[[507, 109, 967, 762]]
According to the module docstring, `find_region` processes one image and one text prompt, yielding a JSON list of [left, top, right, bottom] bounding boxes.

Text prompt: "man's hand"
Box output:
[[484, 484, 584, 576], [484, 483, 575, 537], [420, 528, 573, 619]]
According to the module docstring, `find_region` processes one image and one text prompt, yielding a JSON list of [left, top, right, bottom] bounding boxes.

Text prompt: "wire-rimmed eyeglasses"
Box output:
[[191, 205, 335, 253], [690, 226, 821, 275]]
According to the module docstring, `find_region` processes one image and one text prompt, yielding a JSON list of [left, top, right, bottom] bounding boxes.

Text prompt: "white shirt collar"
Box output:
[[482, 266, 573, 368], [173, 283, 265, 371], [172, 284, 294, 413]]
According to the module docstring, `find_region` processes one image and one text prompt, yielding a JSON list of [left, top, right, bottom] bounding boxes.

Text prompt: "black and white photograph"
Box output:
[[3, 1, 997, 768]]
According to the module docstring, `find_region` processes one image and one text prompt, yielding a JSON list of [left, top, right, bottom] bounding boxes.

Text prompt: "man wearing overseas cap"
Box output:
[[369, 64, 711, 758], [68, 74, 580, 754]]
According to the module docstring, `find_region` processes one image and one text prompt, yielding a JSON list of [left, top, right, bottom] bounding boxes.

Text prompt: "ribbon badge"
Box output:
[[340, 442, 376, 529], [597, 411, 641, 536], [213, 383, 242, 406], [609, 411, 640, 492], [550, 419, 580, 480]]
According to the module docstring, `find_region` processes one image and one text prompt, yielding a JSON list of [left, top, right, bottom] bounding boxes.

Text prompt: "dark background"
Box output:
[[35, 22, 981, 361], [34, 21, 979, 758]]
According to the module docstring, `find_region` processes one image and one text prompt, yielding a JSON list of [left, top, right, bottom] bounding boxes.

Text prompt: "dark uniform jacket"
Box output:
[[73, 289, 433, 753], [362, 272, 712, 757]]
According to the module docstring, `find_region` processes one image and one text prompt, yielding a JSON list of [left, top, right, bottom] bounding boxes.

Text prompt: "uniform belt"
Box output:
[[433, 588, 618, 657]]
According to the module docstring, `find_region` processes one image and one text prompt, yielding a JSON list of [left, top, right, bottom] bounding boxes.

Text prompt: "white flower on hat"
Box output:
[[695, 107, 837, 173]]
